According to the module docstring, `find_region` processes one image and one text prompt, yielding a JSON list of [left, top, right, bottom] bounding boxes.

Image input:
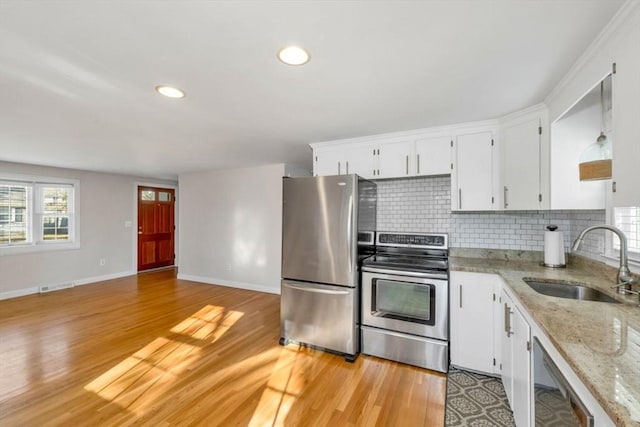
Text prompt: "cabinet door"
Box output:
[[453, 131, 494, 210], [612, 27, 640, 207], [512, 306, 531, 427], [502, 118, 541, 210], [450, 272, 497, 374], [501, 289, 514, 407], [415, 136, 452, 176], [314, 149, 343, 176], [377, 140, 414, 179], [344, 146, 375, 179]]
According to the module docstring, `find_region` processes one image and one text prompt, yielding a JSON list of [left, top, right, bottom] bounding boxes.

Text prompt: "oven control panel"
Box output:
[[377, 233, 448, 248]]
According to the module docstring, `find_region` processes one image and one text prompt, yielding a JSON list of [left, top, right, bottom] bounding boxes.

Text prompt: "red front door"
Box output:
[[138, 186, 175, 271]]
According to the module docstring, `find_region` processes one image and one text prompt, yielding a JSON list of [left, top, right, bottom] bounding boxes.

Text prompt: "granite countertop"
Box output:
[[450, 253, 640, 427]]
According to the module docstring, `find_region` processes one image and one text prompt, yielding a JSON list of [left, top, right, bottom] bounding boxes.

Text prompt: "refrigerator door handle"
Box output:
[[284, 283, 351, 295], [347, 194, 353, 273]]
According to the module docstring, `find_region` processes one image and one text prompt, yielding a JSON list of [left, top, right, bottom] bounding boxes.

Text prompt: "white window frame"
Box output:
[[605, 188, 640, 270], [0, 173, 80, 255]]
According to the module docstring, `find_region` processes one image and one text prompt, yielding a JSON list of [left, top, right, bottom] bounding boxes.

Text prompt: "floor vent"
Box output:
[[39, 283, 74, 293]]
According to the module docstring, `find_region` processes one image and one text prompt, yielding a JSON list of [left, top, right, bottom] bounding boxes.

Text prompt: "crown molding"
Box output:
[[544, 0, 640, 106]]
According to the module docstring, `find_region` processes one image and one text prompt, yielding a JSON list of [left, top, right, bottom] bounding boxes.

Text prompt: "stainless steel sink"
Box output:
[[523, 279, 620, 303]]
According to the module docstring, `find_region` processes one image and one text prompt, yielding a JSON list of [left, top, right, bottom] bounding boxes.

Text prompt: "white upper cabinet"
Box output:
[[415, 136, 452, 176], [345, 145, 376, 179], [314, 149, 343, 176], [313, 146, 375, 178], [376, 140, 414, 179], [453, 131, 495, 211], [612, 23, 640, 207], [501, 110, 545, 210]]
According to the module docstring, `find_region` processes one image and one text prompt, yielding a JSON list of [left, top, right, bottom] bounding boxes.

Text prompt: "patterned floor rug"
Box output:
[[445, 367, 516, 427]]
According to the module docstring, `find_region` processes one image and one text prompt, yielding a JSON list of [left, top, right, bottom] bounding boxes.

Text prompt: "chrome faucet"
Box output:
[[572, 225, 633, 293]]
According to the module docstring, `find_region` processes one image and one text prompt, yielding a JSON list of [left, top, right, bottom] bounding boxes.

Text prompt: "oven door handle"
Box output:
[[361, 267, 447, 280]]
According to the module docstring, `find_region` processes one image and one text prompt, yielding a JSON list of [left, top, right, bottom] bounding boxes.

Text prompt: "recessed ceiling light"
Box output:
[[277, 46, 310, 66], [155, 85, 185, 99]]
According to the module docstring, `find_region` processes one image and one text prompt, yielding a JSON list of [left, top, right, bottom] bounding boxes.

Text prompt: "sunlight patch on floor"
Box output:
[[84, 305, 243, 413], [249, 346, 306, 427]]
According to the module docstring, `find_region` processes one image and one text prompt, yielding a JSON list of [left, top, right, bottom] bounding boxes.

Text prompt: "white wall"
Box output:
[[177, 164, 287, 294], [550, 90, 607, 209], [0, 161, 177, 299]]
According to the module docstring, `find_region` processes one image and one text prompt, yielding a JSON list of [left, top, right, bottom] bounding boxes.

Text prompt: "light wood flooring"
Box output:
[[0, 269, 446, 426]]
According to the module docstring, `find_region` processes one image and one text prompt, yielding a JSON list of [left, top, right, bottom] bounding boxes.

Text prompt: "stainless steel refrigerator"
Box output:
[[280, 174, 376, 361]]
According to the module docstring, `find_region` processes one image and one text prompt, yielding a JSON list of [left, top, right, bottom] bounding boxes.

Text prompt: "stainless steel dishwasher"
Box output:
[[533, 337, 594, 427]]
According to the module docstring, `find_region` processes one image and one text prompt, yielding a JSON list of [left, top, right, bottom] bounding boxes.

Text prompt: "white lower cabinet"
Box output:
[[452, 272, 615, 426], [449, 272, 501, 375], [501, 288, 531, 427]]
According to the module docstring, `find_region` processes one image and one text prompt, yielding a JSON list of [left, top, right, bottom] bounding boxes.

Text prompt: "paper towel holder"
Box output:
[[542, 224, 567, 268]]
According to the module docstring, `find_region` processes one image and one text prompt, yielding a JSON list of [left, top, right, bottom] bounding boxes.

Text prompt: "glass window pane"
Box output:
[[0, 184, 30, 245], [614, 207, 640, 253], [10, 221, 27, 243], [42, 216, 69, 241], [158, 191, 171, 202], [42, 187, 70, 214], [141, 190, 155, 201], [375, 280, 431, 320]]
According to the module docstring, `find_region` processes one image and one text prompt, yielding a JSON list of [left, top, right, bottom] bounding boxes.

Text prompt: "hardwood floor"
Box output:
[[0, 270, 446, 426]]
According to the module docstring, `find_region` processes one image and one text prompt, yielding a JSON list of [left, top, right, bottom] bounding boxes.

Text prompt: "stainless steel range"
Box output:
[[361, 232, 449, 372]]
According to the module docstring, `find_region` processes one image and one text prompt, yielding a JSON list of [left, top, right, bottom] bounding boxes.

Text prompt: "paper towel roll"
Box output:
[[544, 230, 565, 267]]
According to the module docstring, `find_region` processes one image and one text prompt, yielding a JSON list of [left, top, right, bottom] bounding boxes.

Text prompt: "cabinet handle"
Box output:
[[346, 161, 349, 175], [459, 285, 462, 308], [504, 186, 509, 209], [504, 303, 513, 337], [417, 154, 420, 174], [458, 188, 462, 210], [338, 161, 341, 175], [406, 155, 409, 175]]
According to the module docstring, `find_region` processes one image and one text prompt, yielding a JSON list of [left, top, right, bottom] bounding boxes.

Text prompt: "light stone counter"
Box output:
[[450, 254, 640, 427]]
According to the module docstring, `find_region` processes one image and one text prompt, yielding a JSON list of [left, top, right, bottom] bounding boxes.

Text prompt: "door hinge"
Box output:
[[499, 363, 502, 370], [493, 358, 496, 366], [527, 341, 531, 351], [315, 155, 318, 162], [493, 293, 496, 301], [613, 62, 617, 74], [491, 139, 494, 146], [538, 126, 542, 135], [450, 140, 453, 147], [450, 163, 453, 170], [612, 181, 617, 192], [538, 193, 542, 202], [491, 196, 494, 204]]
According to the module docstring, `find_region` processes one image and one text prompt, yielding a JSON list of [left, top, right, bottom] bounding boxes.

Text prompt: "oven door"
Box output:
[[362, 270, 448, 340]]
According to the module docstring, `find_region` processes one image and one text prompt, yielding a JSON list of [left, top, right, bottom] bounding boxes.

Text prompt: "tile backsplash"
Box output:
[[375, 176, 606, 261]]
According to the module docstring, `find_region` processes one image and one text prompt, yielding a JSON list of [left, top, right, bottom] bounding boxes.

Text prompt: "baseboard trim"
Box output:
[[0, 287, 40, 301], [73, 270, 136, 287], [0, 270, 137, 301], [177, 274, 280, 295]]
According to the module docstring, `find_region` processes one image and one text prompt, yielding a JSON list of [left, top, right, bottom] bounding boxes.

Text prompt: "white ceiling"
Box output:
[[0, 1, 625, 179]]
